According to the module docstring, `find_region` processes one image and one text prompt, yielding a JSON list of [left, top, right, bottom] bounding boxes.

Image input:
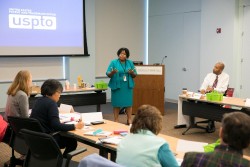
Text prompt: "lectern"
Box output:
[[132, 65, 165, 115]]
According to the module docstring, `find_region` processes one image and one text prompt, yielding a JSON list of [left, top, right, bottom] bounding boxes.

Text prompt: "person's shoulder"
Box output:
[[37, 97, 55, 105], [16, 90, 26, 95], [110, 59, 118, 63], [184, 152, 206, 160], [222, 72, 229, 77], [206, 73, 214, 76], [204, 73, 214, 78], [16, 90, 28, 98], [127, 59, 134, 64], [35, 97, 58, 112], [156, 136, 169, 144]]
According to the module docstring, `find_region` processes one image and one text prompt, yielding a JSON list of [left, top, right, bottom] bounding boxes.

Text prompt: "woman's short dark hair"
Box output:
[[117, 47, 130, 58], [130, 105, 162, 135], [221, 112, 250, 150], [41, 79, 63, 96]]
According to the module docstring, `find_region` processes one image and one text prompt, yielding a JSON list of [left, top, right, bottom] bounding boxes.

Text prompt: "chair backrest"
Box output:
[[7, 116, 45, 155], [225, 87, 234, 97], [8, 116, 44, 134], [78, 153, 123, 167], [20, 129, 63, 167]]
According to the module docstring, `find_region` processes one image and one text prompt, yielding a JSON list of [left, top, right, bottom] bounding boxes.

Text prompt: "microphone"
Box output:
[[161, 56, 167, 65]]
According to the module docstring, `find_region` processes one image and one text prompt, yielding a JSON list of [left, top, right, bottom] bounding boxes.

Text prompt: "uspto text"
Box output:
[[9, 14, 56, 30]]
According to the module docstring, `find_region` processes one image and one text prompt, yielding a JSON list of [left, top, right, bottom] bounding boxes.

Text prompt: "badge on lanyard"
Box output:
[[123, 75, 127, 81]]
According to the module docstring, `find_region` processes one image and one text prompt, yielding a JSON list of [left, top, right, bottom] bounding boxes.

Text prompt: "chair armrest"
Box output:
[[50, 131, 60, 136], [67, 148, 87, 159], [64, 148, 87, 167]]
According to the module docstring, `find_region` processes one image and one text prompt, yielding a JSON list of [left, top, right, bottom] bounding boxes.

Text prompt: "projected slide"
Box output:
[[0, 0, 85, 56]]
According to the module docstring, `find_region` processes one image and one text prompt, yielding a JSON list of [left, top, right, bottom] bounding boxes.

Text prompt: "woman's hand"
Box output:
[[75, 120, 84, 129], [128, 69, 136, 78], [111, 69, 118, 75], [108, 69, 118, 77]]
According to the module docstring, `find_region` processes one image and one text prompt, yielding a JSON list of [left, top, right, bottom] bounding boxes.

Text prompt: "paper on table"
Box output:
[[186, 91, 194, 97], [98, 136, 123, 145], [59, 113, 81, 123], [82, 112, 103, 125], [65, 121, 78, 125], [192, 93, 202, 99], [59, 103, 74, 113], [245, 98, 250, 107], [176, 139, 208, 153]]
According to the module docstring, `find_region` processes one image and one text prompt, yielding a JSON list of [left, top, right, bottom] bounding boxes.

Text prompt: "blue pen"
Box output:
[[93, 128, 103, 136]]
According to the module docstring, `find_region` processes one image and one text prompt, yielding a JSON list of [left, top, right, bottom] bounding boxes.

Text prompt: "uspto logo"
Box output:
[[9, 14, 56, 30]]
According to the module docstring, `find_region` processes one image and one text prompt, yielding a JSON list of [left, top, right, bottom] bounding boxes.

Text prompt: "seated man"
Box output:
[[175, 62, 229, 131], [199, 62, 229, 132], [181, 112, 250, 167], [200, 62, 229, 94]]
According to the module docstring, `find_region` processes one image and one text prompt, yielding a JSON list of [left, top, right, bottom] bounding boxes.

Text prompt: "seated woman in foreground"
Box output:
[[116, 104, 179, 167], [30, 79, 83, 157]]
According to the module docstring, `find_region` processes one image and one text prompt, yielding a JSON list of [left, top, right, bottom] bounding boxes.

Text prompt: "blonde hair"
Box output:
[[7, 70, 31, 96], [130, 105, 162, 135]]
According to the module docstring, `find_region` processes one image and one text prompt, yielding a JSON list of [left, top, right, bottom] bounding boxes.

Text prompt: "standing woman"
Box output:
[[4, 70, 32, 121], [106, 47, 137, 124]]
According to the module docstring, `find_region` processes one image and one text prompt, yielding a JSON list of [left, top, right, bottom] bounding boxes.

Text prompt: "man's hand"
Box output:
[[200, 89, 206, 94], [206, 86, 214, 93]]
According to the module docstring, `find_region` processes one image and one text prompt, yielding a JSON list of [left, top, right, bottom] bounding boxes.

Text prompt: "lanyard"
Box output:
[[118, 59, 126, 73]]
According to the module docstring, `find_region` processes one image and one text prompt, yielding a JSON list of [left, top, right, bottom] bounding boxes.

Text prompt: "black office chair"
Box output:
[[194, 87, 235, 133], [119, 107, 126, 115], [4, 116, 45, 167], [20, 129, 87, 167]]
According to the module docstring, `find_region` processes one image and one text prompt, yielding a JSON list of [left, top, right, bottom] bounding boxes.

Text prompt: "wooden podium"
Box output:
[[132, 65, 165, 115]]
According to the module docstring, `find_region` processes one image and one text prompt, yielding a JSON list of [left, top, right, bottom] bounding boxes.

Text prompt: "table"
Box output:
[[177, 94, 250, 134], [64, 120, 184, 161], [63, 119, 250, 162], [29, 87, 107, 112], [63, 120, 129, 161]]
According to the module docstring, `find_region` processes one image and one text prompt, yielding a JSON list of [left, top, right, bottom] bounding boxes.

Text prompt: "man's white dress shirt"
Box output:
[[200, 72, 229, 93]]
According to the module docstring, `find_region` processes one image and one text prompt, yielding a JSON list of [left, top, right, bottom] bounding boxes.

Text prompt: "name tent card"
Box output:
[[135, 66, 162, 75]]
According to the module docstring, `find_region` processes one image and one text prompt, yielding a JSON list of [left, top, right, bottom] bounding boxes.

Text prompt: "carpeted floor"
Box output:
[[0, 102, 249, 166]]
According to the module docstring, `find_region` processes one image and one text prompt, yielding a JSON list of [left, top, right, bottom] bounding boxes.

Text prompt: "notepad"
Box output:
[[245, 98, 250, 107], [176, 139, 207, 152], [59, 103, 74, 113], [82, 112, 104, 125], [98, 136, 123, 145]]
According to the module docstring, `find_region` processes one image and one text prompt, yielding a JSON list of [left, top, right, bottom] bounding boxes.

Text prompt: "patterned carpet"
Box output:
[[0, 102, 249, 166]]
